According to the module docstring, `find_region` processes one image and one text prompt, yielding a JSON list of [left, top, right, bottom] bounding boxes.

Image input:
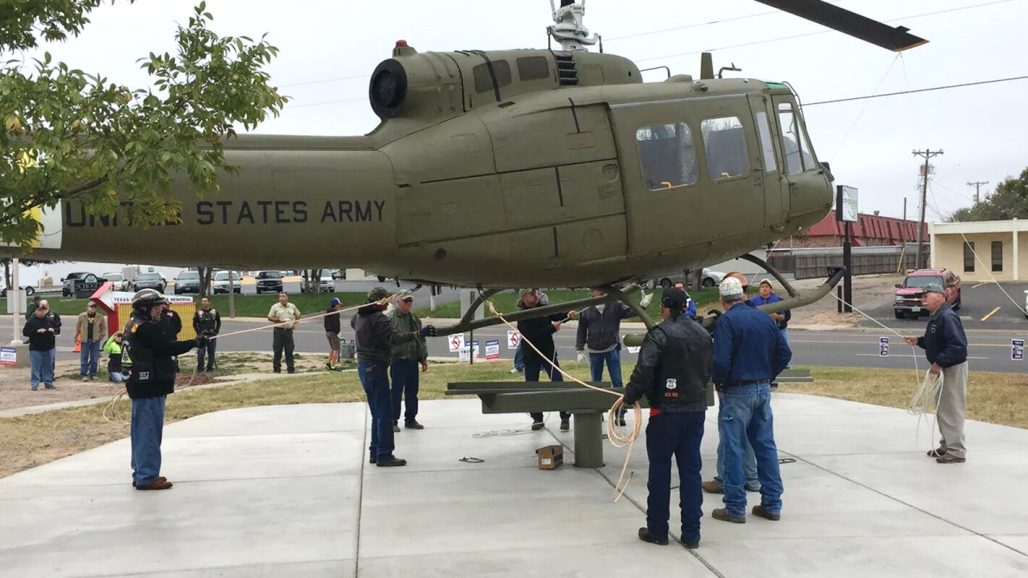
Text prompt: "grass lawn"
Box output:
[[416, 288, 721, 319], [1, 362, 1024, 480], [1, 292, 367, 318]]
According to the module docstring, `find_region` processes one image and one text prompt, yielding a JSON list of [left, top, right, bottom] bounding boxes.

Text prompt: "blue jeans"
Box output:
[[131, 396, 166, 486], [513, 343, 524, 371], [646, 411, 705, 544], [29, 349, 55, 389], [359, 361, 395, 461], [197, 338, 217, 370], [390, 359, 420, 424], [780, 328, 791, 369], [588, 348, 624, 388], [80, 340, 101, 377], [715, 416, 760, 491], [719, 383, 783, 517]]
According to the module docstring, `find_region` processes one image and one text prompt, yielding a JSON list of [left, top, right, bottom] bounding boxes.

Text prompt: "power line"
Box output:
[[803, 75, 1028, 106]]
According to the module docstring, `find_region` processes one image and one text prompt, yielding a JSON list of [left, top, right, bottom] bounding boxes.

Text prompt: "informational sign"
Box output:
[[836, 185, 858, 222], [485, 339, 500, 360], [0, 346, 17, 366], [507, 330, 521, 349], [879, 337, 889, 357], [448, 333, 465, 353], [1013, 339, 1025, 361], [458, 341, 480, 361]]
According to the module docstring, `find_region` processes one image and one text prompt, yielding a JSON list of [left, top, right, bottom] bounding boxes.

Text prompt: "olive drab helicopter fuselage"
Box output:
[[25, 0, 927, 306], [33, 45, 831, 288]]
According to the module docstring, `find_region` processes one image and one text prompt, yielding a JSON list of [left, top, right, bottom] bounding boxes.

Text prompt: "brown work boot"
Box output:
[[702, 480, 723, 494], [135, 478, 173, 491], [132, 475, 167, 488], [752, 505, 781, 521], [711, 508, 746, 524], [637, 527, 668, 546], [376, 456, 407, 467]]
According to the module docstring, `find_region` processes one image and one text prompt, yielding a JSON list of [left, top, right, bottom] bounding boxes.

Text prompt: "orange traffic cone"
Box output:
[[73, 337, 81, 352]]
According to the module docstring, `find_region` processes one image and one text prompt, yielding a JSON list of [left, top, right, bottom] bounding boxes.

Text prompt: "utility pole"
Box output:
[[913, 148, 944, 269], [967, 180, 989, 204]]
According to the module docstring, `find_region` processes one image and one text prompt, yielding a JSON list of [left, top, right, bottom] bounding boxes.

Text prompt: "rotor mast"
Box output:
[[548, 0, 599, 51]]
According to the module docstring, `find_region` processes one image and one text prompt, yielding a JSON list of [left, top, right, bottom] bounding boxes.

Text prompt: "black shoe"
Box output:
[[405, 420, 424, 430], [616, 416, 627, 427], [682, 538, 700, 549], [560, 418, 570, 431], [392, 422, 401, 433], [287, 368, 296, 374], [376, 457, 407, 467], [711, 508, 746, 524], [531, 420, 544, 431], [637, 527, 669, 546], [752, 505, 781, 521], [369, 455, 377, 464], [273, 368, 281, 374]]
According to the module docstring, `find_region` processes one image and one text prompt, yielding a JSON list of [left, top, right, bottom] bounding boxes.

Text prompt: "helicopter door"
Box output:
[[612, 95, 764, 258], [771, 95, 823, 219], [748, 95, 787, 228]]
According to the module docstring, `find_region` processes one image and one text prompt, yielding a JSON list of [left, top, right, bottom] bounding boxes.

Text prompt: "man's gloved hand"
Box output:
[[639, 292, 653, 309], [622, 390, 639, 406], [195, 335, 209, 349], [576, 351, 587, 365], [418, 325, 437, 338]]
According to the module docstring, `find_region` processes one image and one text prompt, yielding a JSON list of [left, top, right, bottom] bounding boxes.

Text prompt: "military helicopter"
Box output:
[[24, 0, 926, 331]]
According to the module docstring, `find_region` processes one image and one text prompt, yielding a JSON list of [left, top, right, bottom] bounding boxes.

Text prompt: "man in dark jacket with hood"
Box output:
[[623, 288, 712, 549], [352, 287, 436, 467]]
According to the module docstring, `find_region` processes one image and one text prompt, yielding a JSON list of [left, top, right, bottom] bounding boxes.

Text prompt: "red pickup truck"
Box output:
[[894, 268, 961, 319]]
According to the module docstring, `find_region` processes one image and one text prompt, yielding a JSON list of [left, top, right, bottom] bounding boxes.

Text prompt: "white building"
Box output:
[[930, 219, 1025, 281]]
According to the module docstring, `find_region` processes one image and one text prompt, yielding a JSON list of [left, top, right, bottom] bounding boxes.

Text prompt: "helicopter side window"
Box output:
[[474, 60, 513, 93], [777, 102, 817, 175], [635, 122, 698, 190], [755, 111, 778, 174], [701, 116, 749, 180], [517, 56, 550, 81]]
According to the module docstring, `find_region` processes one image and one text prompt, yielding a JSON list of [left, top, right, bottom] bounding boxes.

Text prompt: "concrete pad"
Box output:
[[1, 394, 1027, 576]]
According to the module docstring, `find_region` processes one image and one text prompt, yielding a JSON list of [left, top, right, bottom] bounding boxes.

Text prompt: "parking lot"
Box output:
[[867, 281, 1028, 331]]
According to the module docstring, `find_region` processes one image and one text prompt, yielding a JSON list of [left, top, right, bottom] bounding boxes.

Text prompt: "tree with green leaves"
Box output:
[[950, 168, 1028, 222], [0, 0, 287, 247]]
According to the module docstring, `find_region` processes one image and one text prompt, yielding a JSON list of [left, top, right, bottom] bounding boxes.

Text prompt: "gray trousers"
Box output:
[[937, 361, 968, 458]]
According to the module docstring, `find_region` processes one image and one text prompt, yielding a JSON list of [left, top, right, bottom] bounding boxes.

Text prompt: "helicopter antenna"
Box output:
[[548, 0, 599, 51]]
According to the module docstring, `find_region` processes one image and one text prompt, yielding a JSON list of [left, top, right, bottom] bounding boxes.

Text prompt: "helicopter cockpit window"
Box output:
[[701, 116, 749, 180], [474, 60, 513, 93], [755, 112, 778, 174], [777, 102, 817, 175], [517, 56, 550, 81], [635, 123, 698, 190]]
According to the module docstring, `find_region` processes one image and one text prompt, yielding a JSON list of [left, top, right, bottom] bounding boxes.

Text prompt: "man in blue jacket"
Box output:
[[904, 284, 968, 464], [711, 276, 791, 524]]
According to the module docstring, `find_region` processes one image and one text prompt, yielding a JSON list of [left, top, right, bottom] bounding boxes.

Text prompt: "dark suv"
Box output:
[[255, 270, 284, 294], [894, 268, 961, 319]]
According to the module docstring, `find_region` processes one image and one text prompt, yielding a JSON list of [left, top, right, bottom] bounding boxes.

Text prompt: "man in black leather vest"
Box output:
[[623, 288, 712, 549]]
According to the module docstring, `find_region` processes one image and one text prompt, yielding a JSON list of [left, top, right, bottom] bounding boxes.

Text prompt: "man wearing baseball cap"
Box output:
[[710, 276, 791, 524], [389, 293, 429, 431], [904, 284, 968, 464], [324, 297, 343, 371], [352, 287, 436, 467]]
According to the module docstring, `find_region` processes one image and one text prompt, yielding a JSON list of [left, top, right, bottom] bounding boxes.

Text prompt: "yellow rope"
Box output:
[[484, 300, 641, 502]]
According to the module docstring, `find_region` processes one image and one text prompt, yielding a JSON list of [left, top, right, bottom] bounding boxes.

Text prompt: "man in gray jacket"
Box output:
[[389, 294, 429, 432], [575, 287, 645, 425]]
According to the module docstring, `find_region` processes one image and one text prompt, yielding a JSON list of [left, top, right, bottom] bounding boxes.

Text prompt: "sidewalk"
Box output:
[[1, 395, 1026, 576]]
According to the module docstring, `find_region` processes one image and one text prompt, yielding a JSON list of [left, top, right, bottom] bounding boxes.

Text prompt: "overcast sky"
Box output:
[[13, 0, 1028, 284]]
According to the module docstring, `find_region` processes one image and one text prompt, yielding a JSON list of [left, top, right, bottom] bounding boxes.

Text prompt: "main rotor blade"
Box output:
[[754, 0, 928, 52]]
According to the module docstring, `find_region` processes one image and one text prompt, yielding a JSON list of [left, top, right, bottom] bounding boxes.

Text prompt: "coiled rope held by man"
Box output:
[[484, 300, 641, 502], [102, 298, 387, 423]]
